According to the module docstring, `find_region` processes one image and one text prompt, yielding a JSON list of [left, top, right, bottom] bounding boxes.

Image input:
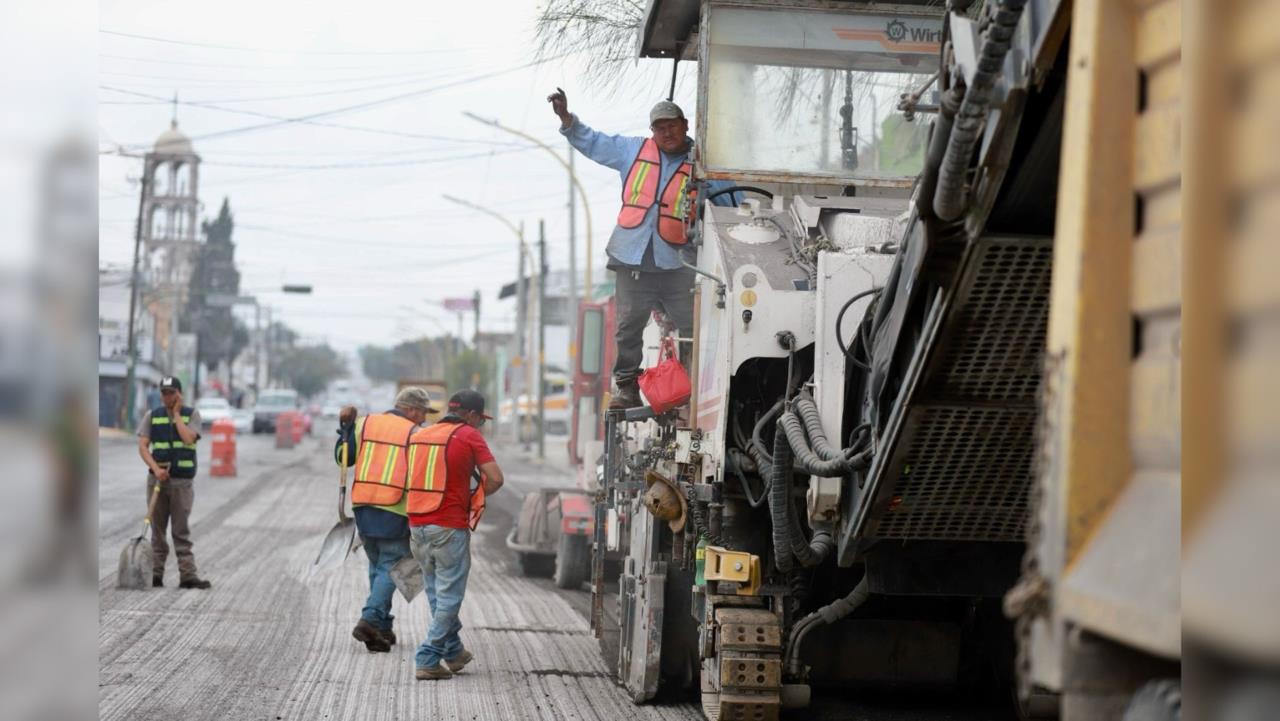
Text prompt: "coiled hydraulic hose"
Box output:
[[769, 415, 796, 573], [785, 576, 871, 676], [932, 0, 1030, 222], [780, 411, 869, 478]]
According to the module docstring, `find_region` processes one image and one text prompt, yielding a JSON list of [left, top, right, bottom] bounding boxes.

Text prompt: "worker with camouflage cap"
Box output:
[[335, 387, 437, 653]]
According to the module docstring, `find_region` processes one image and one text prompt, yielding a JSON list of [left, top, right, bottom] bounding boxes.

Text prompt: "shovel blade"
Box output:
[[117, 537, 154, 589], [389, 555, 424, 602], [312, 520, 357, 573]]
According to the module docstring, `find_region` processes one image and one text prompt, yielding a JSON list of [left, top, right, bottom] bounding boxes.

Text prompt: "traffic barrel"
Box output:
[[275, 411, 295, 449], [290, 412, 305, 444], [210, 418, 237, 477]]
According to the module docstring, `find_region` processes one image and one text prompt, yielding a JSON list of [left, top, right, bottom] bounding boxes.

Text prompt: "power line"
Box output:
[[97, 52, 435, 71], [99, 29, 473, 56], [101, 55, 567, 148]]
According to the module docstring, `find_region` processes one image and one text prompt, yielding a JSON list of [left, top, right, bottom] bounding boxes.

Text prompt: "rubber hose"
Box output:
[[769, 414, 795, 573], [933, 0, 1029, 222], [780, 411, 850, 477], [915, 86, 962, 221], [788, 502, 833, 567], [751, 400, 784, 466], [794, 392, 843, 462], [786, 576, 871, 675]]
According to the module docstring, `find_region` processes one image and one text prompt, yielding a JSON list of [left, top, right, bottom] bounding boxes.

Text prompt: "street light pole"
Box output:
[[462, 111, 594, 300], [122, 176, 148, 429], [537, 219, 547, 461]]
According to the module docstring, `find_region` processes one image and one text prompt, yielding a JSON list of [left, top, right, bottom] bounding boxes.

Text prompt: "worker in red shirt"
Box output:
[[404, 389, 504, 680]]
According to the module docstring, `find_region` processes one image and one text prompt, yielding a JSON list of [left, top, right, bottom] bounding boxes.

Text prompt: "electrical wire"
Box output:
[[100, 28, 472, 56]]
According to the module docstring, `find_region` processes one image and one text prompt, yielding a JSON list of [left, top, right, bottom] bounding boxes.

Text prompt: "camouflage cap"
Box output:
[[394, 387, 437, 413]]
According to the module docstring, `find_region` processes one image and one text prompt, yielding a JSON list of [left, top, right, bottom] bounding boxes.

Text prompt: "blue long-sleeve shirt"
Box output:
[[560, 114, 741, 271]]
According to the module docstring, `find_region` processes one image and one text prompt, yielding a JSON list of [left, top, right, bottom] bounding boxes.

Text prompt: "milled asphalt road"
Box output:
[[98, 429, 700, 721]]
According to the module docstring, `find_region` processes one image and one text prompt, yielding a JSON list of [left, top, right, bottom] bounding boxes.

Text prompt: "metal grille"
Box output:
[[932, 242, 1054, 403], [875, 405, 1036, 540], [869, 236, 1053, 542]]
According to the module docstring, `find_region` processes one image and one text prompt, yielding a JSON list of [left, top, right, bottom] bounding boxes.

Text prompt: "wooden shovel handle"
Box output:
[[143, 480, 162, 529]]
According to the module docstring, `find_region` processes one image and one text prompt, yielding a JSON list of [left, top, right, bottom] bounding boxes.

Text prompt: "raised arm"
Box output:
[[548, 87, 637, 172]]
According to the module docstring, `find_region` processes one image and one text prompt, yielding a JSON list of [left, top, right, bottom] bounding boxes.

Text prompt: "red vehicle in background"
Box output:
[[507, 297, 616, 589]]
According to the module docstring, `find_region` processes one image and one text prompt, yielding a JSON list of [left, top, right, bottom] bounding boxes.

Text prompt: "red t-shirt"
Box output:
[[408, 423, 495, 529]]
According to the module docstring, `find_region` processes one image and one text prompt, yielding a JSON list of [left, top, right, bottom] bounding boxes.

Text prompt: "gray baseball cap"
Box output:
[[650, 100, 685, 125], [394, 387, 437, 413]]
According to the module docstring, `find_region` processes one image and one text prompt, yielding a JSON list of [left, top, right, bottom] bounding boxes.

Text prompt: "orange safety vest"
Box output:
[[350, 413, 417, 506], [406, 422, 488, 528], [617, 138, 696, 245]]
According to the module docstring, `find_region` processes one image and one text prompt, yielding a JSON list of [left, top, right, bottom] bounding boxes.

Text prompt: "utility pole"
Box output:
[[121, 176, 148, 429], [253, 303, 261, 399], [473, 288, 481, 342], [515, 222, 528, 445], [264, 305, 273, 389], [537, 219, 547, 460], [567, 140, 578, 361]]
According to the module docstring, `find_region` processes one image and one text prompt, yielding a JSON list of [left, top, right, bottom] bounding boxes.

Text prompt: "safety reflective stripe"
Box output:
[[176, 460, 195, 468], [627, 161, 653, 205], [381, 446, 400, 484], [151, 441, 171, 449], [358, 441, 378, 479]]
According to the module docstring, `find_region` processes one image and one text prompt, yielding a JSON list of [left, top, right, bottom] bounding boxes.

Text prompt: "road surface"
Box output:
[[98, 429, 699, 721]]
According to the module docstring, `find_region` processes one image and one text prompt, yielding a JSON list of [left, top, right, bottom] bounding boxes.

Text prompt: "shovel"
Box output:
[[117, 478, 163, 589], [312, 443, 357, 573]]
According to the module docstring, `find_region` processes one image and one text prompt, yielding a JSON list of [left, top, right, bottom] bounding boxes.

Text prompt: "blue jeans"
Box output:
[[361, 535, 410, 632], [410, 525, 471, 669]]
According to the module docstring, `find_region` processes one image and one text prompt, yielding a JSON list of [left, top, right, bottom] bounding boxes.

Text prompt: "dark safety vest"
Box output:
[[350, 412, 417, 508], [149, 406, 197, 479], [617, 138, 696, 245], [406, 422, 487, 528]]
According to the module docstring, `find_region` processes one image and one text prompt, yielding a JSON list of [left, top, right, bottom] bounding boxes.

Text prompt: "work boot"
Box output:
[[445, 649, 474, 673], [379, 628, 396, 646], [609, 380, 642, 410], [414, 662, 453, 680], [178, 577, 212, 590], [152, 574, 163, 588], [352, 619, 391, 653]]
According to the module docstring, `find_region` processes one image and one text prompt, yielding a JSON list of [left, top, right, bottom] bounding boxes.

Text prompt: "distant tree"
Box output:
[[274, 344, 346, 399], [446, 349, 495, 402]]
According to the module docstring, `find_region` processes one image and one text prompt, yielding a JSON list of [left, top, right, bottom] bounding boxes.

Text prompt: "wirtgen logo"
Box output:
[[886, 19, 908, 43]]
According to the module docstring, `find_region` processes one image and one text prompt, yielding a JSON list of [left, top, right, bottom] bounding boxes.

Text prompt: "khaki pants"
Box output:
[[146, 480, 198, 581]]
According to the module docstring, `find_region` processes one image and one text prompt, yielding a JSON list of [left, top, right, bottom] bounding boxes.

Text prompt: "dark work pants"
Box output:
[[147, 479, 198, 581], [613, 268, 694, 384]]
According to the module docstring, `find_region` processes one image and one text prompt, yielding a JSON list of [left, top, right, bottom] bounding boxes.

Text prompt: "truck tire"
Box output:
[[518, 552, 554, 578], [1122, 680, 1181, 721], [554, 534, 589, 589]]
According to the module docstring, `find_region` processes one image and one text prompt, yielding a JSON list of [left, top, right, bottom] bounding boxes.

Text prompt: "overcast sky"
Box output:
[[98, 0, 695, 352]]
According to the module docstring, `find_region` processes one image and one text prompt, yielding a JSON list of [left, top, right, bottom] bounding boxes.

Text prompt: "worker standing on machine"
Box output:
[[548, 88, 741, 409]]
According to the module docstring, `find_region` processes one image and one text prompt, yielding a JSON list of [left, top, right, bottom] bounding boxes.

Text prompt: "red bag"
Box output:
[[638, 336, 691, 414]]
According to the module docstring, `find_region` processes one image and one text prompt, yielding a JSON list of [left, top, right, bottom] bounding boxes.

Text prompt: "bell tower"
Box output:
[[141, 111, 201, 371]]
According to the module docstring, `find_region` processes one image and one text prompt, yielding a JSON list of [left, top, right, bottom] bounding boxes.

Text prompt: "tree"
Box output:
[[446, 349, 495, 401], [534, 0, 653, 96], [274, 344, 346, 399]]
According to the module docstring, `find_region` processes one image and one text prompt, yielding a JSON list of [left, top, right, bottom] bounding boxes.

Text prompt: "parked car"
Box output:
[[320, 403, 342, 422], [252, 389, 299, 434], [195, 396, 234, 429], [231, 408, 253, 434]]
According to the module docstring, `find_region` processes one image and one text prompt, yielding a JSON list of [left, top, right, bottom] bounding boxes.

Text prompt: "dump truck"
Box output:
[[574, 1, 1193, 720]]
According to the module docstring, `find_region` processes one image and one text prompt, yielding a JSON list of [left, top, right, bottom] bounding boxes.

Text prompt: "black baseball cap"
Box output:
[[447, 389, 492, 420], [159, 376, 183, 392]]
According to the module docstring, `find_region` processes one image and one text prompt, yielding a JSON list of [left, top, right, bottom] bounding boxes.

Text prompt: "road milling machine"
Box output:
[[585, 1, 1181, 720]]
